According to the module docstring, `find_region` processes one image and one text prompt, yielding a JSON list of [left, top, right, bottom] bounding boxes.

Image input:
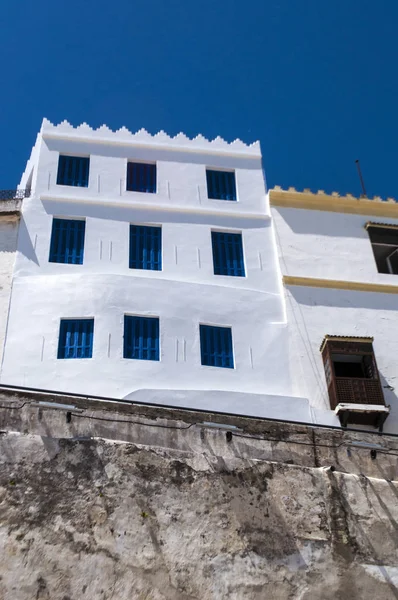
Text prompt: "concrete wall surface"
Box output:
[[1, 389, 398, 600]]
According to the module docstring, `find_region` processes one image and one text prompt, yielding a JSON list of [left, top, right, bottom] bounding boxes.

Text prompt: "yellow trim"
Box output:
[[283, 275, 398, 295], [270, 188, 398, 218], [320, 335, 373, 353]]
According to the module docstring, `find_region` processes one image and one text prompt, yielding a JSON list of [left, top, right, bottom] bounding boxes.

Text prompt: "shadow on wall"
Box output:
[[41, 200, 270, 230], [289, 285, 398, 312], [44, 138, 261, 171], [274, 207, 370, 238], [380, 372, 398, 433], [0, 219, 19, 254], [335, 466, 398, 599], [17, 217, 39, 266]]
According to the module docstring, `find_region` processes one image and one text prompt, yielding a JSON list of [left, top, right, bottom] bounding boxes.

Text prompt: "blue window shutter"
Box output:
[[211, 231, 245, 277], [206, 170, 236, 201], [57, 156, 89, 187], [129, 225, 162, 271], [127, 163, 156, 193], [124, 316, 160, 361], [200, 325, 233, 368], [49, 219, 86, 264], [58, 319, 94, 359]]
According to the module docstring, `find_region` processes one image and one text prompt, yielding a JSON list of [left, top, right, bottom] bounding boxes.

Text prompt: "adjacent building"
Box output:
[[271, 186, 398, 433]]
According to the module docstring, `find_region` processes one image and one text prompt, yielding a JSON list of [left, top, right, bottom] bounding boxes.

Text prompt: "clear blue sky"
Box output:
[[1, 0, 397, 198]]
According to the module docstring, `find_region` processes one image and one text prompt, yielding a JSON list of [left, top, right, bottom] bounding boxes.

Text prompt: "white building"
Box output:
[[3, 120, 396, 432], [0, 193, 23, 367], [0, 119, 308, 420], [271, 186, 398, 433]]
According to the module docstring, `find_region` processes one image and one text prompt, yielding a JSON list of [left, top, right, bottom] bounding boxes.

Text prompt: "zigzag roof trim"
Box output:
[[271, 185, 397, 204], [41, 119, 261, 156]]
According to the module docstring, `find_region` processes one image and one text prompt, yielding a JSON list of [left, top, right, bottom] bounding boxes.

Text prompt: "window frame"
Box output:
[[123, 314, 160, 361], [366, 223, 398, 275], [129, 223, 162, 271], [56, 154, 90, 188], [49, 217, 86, 265], [57, 318, 94, 359], [211, 229, 246, 277], [126, 161, 157, 194], [320, 336, 385, 410], [199, 323, 234, 369], [205, 168, 237, 202]]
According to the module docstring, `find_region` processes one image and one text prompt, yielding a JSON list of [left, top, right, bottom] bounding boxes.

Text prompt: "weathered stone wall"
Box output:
[[1, 389, 398, 599]]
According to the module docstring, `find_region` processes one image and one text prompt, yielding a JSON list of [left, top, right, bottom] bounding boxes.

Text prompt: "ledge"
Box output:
[[40, 193, 269, 221], [283, 275, 398, 295], [335, 403, 390, 415], [270, 187, 398, 218]]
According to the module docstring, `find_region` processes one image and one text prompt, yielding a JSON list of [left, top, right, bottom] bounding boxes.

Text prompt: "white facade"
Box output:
[[272, 193, 398, 433], [1, 120, 310, 421], [0, 207, 20, 368]]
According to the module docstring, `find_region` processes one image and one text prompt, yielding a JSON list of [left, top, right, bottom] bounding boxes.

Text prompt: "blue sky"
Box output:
[[1, 0, 397, 198]]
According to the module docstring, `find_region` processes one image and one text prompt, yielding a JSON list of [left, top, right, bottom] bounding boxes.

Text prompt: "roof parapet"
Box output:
[[40, 119, 261, 157], [270, 186, 398, 218]]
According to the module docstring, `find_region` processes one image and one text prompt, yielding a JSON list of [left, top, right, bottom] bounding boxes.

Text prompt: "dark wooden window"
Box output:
[[367, 225, 398, 274], [321, 337, 385, 411]]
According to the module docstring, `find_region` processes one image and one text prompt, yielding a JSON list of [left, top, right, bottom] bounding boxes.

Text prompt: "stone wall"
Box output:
[[1, 388, 398, 599]]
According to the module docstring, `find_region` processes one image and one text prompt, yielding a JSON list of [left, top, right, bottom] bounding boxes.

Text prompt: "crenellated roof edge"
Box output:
[[40, 119, 261, 157], [270, 186, 398, 218], [271, 185, 397, 204]]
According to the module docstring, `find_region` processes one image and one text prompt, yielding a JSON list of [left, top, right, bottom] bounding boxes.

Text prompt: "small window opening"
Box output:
[[367, 226, 398, 274], [331, 353, 374, 378]]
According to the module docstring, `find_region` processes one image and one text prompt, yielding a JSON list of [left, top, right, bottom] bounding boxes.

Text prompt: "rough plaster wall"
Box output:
[[0, 219, 18, 367], [1, 432, 398, 600]]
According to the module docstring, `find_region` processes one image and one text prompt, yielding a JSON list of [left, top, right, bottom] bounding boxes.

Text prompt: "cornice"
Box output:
[[270, 187, 398, 218], [283, 275, 398, 295]]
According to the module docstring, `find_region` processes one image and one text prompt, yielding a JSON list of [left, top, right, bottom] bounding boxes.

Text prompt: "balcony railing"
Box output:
[[334, 377, 385, 407], [0, 189, 31, 201]]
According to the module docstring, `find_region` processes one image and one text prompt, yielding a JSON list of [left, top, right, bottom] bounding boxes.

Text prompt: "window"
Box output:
[[57, 155, 89, 187], [127, 162, 156, 193], [206, 170, 236, 201], [367, 224, 398, 274], [212, 231, 245, 277], [49, 218, 86, 264], [124, 316, 160, 361], [129, 225, 162, 271], [57, 319, 94, 359], [320, 336, 387, 428], [200, 324, 234, 369]]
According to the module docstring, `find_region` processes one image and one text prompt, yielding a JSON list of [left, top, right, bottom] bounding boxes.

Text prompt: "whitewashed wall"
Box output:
[[0, 217, 19, 368], [272, 205, 398, 432], [285, 284, 398, 433], [272, 206, 398, 284], [1, 122, 310, 422]]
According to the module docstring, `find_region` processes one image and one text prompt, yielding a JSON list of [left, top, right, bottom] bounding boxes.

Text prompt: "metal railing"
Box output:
[[0, 189, 31, 201]]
